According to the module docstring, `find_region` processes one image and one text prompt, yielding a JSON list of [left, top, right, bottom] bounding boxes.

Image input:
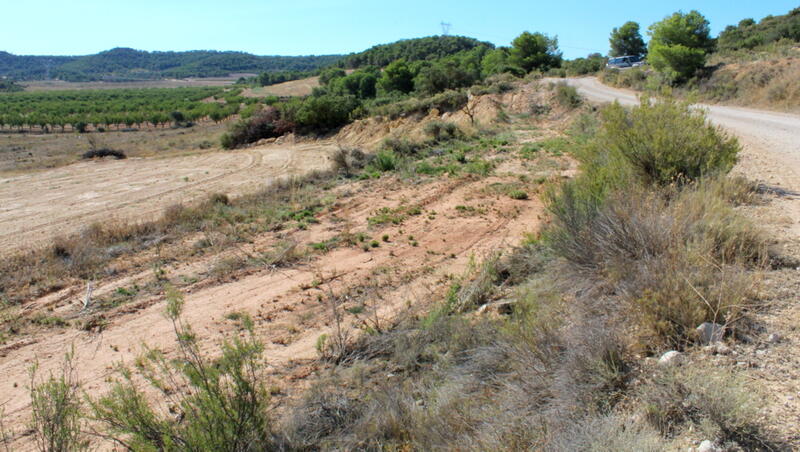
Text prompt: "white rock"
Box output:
[[697, 440, 721, 452], [696, 322, 725, 344], [767, 333, 781, 343], [658, 350, 683, 366], [715, 343, 732, 355]]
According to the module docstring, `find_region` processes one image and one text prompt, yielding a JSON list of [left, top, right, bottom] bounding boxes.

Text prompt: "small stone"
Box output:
[[756, 349, 767, 356], [658, 350, 683, 366], [696, 322, 725, 344], [767, 333, 781, 344], [715, 343, 732, 355], [698, 440, 721, 452]]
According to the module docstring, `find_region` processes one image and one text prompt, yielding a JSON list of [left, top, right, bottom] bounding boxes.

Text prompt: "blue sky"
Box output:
[[2, 1, 798, 58]]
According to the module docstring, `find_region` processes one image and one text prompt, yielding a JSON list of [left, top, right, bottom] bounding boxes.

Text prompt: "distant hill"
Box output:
[[0, 48, 342, 82], [338, 35, 495, 68], [718, 7, 800, 52]]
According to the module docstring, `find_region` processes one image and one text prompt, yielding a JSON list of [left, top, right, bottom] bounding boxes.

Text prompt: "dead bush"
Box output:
[[639, 365, 778, 449]]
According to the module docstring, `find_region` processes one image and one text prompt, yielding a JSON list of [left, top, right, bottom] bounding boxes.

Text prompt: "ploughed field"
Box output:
[[0, 142, 334, 251]]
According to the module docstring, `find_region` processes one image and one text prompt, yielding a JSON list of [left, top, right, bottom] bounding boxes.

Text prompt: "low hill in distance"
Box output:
[[0, 48, 342, 81], [338, 35, 494, 68]]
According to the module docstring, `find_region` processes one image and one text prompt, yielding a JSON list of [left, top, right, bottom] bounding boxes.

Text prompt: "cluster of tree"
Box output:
[[0, 51, 77, 80], [603, 11, 714, 83], [717, 7, 800, 52], [222, 32, 563, 148], [254, 70, 316, 86], [0, 87, 246, 132], [337, 36, 494, 68], [604, 7, 800, 84], [562, 53, 606, 75], [0, 48, 342, 81], [0, 79, 23, 92]]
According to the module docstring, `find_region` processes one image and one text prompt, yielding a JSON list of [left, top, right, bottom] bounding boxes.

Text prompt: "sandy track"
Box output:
[[0, 142, 335, 252]]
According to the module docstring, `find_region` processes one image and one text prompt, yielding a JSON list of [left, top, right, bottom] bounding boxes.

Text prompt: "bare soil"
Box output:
[[0, 140, 335, 252], [0, 148, 563, 450]]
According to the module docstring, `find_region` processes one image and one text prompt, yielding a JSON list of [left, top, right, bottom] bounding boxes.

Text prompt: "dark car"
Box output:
[[606, 55, 644, 69]]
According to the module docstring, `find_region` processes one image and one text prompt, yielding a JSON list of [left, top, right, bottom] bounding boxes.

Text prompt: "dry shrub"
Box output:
[[549, 182, 765, 348], [331, 146, 368, 177], [547, 414, 666, 452], [639, 365, 779, 450]]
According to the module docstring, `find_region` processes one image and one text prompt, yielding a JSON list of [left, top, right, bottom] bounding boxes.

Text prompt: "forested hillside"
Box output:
[[338, 35, 494, 68], [0, 48, 342, 81], [717, 7, 800, 51]]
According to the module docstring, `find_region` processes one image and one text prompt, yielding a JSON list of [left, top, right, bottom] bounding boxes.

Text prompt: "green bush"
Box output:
[[368, 90, 468, 119], [423, 120, 460, 142], [595, 98, 739, 186], [554, 82, 582, 108], [295, 94, 361, 132], [29, 351, 88, 452], [91, 287, 273, 451], [373, 150, 398, 172]]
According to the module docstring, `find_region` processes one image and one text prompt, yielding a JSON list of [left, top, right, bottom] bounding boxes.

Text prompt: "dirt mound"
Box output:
[[335, 81, 560, 150]]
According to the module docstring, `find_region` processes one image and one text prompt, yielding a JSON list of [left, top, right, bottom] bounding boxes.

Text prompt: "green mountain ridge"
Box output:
[[0, 48, 342, 82]]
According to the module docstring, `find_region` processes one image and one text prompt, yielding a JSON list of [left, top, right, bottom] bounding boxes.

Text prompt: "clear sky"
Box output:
[[2, 0, 798, 59]]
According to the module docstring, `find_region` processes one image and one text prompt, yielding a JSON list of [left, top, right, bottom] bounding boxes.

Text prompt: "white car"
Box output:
[[606, 55, 644, 69]]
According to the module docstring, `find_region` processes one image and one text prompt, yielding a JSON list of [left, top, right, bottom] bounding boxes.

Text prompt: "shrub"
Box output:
[[595, 98, 739, 186], [373, 150, 397, 172], [220, 106, 293, 149], [81, 148, 126, 159], [331, 147, 368, 177], [29, 351, 88, 452], [381, 137, 421, 156], [508, 190, 529, 200], [90, 287, 273, 451], [368, 90, 468, 119], [554, 82, 581, 108], [295, 94, 360, 132], [640, 365, 773, 448], [423, 121, 460, 142]]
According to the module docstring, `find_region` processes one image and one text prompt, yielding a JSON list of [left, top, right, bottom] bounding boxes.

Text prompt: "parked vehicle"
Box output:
[[606, 55, 644, 69]]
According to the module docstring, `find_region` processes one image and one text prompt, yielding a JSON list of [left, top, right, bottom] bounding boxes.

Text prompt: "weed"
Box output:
[[90, 287, 273, 451], [554, 82, 582, 108], [29, 350, 88, 452], [508, 190, 528, 200]]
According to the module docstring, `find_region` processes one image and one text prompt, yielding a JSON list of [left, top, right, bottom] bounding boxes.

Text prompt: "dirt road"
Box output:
[[0, 142, 335, 252]]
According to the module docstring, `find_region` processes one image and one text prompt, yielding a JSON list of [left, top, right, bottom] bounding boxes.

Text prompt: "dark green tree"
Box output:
[[377, 59, 416, 94], [318, 67, 346, 86], [508, 32, 562, 72], [647, 10, 714, 82], [609, 21, 647, 57]]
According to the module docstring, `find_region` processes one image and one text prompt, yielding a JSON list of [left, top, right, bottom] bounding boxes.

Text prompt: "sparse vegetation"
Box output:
[[90, 287, 273, 451], [2, 19, 794, 450]]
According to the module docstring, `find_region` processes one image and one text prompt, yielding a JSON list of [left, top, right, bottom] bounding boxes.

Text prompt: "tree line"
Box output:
[[0, 48, 342, 82], [0, 87, 248, 132]]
